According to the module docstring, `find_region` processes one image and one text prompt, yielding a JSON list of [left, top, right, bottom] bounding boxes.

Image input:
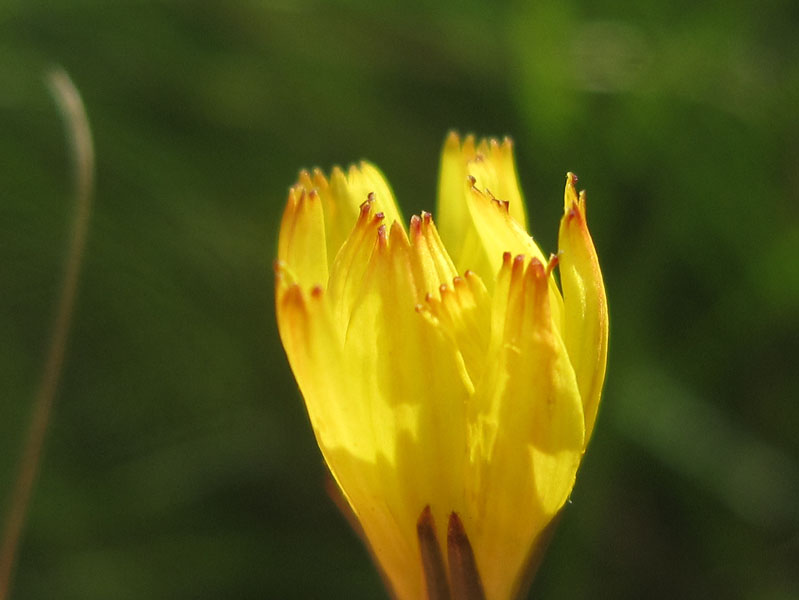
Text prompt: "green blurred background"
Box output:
[[2, 1, 798, 598]]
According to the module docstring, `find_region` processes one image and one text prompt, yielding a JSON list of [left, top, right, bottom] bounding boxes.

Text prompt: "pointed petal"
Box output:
[[275, 272, 354, 453], [326, 198, 385, 332], [463, 184, 547, 276], [295, 167, 361, 267], [346, 161, 404, 229], [558, 173, 609, 443], [465, 255, 584, 600], [437, 131, 475, 270], [434, 133, 565, 341], [465, 137, 527, 231], [417, 269, 491, 390], [493, 137, 527, 230], [276, 259, 424, 600], [463, 185, 566, 333], [319, 166, 364, 257], [408, 211, 459, 298], [290, 162, 403, 275], [277, 187, 329, 288], [303, 220, 472, 600]]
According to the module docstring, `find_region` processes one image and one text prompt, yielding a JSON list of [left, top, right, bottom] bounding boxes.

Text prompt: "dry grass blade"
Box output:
[[0, 67, 95, 600]]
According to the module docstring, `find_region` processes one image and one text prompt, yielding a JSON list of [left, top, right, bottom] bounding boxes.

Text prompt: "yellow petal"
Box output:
[[275, 274, 354, 453], [417, 269, 491, 390], [289, 162, 403, 280], [407, 211, 459, 297], [463, 183, 546, 275], [466, 254, 584, 600], [277, 186, 328, 288], [326, 197, 385, 332], [467, 136, 528, 230], [344, 161, 404, 229], [558, 173, 609, 443], [276, 252, 429, 600], [294, 168, 359, 267], [435, 133, 565, 336], [282, 212, 475, 599], [437, 133, 528, 256]]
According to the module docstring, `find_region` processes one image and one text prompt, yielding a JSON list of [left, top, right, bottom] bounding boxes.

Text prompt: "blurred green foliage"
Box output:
[[1, 1, 798, 598]]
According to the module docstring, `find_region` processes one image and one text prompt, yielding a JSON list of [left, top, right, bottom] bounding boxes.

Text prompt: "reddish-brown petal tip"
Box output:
[[529, 257, 546, 278], [279, 282, 305, 311], [565, 201, 582, 223], [511, 254, 527, 282], [410, 214, 422, 238], [546, 253, 560, 276], [297, 169, 312, 186]]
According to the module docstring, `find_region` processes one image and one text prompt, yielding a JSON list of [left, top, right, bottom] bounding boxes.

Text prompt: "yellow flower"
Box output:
[[275, 133, 608, 600]]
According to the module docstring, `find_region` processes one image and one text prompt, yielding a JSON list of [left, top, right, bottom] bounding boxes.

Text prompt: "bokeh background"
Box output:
[[2, 1, 798, 598]]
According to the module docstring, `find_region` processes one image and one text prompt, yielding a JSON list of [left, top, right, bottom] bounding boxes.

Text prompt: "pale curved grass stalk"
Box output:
[[0, 68, 95, 600]]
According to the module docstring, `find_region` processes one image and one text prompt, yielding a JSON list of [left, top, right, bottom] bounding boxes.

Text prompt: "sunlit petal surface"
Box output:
[[275, 133, 608, 600]]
